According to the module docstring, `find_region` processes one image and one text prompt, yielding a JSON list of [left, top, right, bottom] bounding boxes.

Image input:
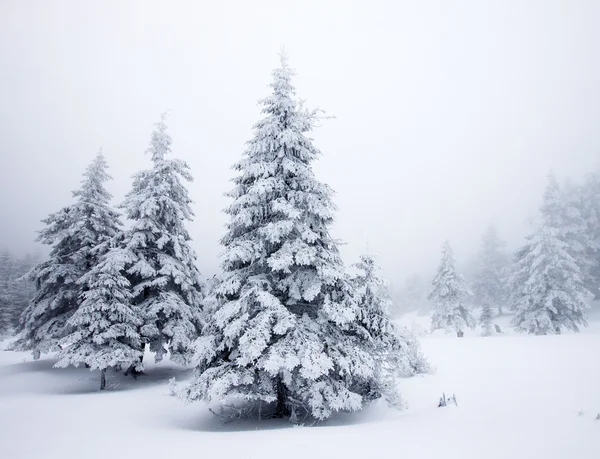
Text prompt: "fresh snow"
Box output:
[[1, 310, 599, 459]]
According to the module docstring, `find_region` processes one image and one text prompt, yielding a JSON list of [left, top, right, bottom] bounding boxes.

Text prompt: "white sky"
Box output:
[[1, 0, 599, 287]]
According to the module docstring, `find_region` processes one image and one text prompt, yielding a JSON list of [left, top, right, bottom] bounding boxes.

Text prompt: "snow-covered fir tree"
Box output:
[[400, 274, 431, 315], [55, 243, 143, 390], [180, 56, 401, 422], [0, 251, 15, 336], [541, 174, 587, 265], [120, 114, 204, 365], [472, 225, 509, 315], [350, 254, 429, 397], [480, 303, 493, 337], [0, 251, 37, 336], [9, 253, 38, 331], [509, 225, 590, 335], [577, 171, 600, 298], [0, 295, 11, 337], [429, 241, 475, 337], [11, 151, 121, 358]]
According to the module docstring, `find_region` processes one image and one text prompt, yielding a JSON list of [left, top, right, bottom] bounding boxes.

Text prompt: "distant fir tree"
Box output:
[[0, 251, 37, 336], [576, 171, 600, 298], [0, 251, 15, 336], [541, 174, 588, 269], [0, 295, 11, 337], [120, 114, 204, 365], [472, 225, 509, 315], [9, 253, 39, 330], [429, 241, 475, 337], [181, 56, 393, 422], [401, 274, 431, 315], [479, 303, 493, 337], [55, 244, 143, 390], [509, 225, 590, 334], [11, 151, 121, 358], [350, 255, 429, 400]]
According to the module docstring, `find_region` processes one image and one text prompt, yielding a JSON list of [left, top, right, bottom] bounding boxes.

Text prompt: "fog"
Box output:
[[1, 0, 599, 287]]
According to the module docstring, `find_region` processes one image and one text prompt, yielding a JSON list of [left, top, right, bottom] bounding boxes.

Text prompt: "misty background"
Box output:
[[1, 0, 599, 290]]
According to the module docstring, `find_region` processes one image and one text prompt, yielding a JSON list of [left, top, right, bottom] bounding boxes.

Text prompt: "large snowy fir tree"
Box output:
[[11, 151, 121, 358], [180, 56, 421, 422], [509, 224, 591, 335], [119, 114, 204, 366], [429, 241, 475, 337], [472, 225, 509, 315]]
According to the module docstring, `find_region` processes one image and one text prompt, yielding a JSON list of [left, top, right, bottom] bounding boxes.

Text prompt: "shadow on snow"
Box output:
[[0, 355, 194, 397]]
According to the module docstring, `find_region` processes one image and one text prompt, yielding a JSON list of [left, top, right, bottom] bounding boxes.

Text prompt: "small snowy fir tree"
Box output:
[[55, 244, 143, 390], [120, 114, 204, 365], [429, 241, 475, 337], [180, 55, 389, 422], [480, 303, 493, 336], [11, 151, 121, 358], [350, 254, 429, 403], [509, 225, 590, 334], [473, 225, 509, 315]]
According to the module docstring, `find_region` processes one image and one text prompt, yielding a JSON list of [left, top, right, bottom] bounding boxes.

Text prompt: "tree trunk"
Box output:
[[100, 368, 106, 390], [124, 349, 145, 378], [274, 377, 290, 419], [457, 330, 464, 338], [497, 306, 503, 316]]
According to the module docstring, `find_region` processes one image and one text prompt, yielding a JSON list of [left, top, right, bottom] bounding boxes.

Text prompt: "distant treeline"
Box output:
[[0, 251, 39, 335]]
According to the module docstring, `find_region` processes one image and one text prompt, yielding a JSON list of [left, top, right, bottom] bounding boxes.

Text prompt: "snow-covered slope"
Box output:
[[1, 313, 599, 459]]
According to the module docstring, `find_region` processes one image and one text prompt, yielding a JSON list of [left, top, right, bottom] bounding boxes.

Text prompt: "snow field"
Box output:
[[1, 313, 598, 459]]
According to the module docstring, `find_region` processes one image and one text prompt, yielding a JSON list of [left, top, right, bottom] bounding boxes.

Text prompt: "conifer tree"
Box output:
[[9, 253, 38, 330], [401, 274, 431, 315], [11, 151, 121, 358], [541, 174, 587, 263], [350, 254, 429, 401], [480, 303, 493, 337], [120, 114, 204, 365], [55, 244, 143, 389], [473, 225, 509, 315], [0, 251, 15, 336], [429, 241, 475, 337], [181, 56, 390, 421], [509, 225, 590, 334], [577, 171, 600, 298]]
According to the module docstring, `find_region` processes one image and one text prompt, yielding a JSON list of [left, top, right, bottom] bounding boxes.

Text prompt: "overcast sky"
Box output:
[[1, 0, 599, 288]]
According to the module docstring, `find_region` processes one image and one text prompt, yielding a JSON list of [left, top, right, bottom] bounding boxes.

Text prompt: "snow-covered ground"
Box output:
[[1, 311, 599, 459]]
